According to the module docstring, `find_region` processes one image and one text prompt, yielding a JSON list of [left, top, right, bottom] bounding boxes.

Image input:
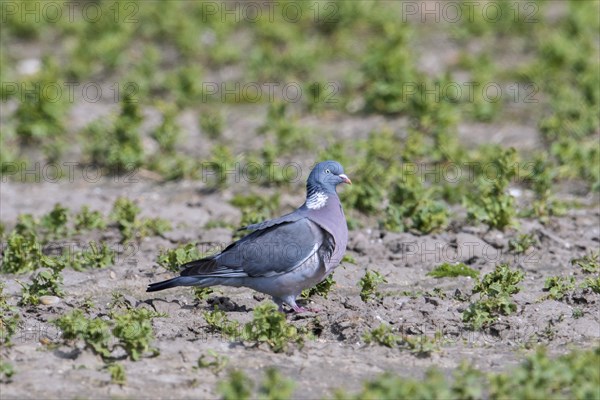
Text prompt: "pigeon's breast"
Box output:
[[308, 197, 348, 271]]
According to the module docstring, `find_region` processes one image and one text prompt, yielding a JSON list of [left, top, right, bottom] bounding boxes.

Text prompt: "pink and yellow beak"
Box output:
[[339, 174, 352, 185]]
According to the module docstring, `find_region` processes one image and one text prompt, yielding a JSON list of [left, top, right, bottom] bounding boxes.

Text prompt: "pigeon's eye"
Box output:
[[325, 169, 331, 174]]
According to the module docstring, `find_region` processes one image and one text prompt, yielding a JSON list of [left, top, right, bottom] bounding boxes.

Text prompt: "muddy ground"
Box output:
[[1, 103, 599, 399]]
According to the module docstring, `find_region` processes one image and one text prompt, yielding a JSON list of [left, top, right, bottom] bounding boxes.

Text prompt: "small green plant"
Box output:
[[199, 112, 224, 139], [583, 276, 600, 294], [71, 242, 115, 270], [0, 283, 20, 346], [53, 308, 163, 361], [543, 276, 576, 300], [0, 361, 15, 380], [112, 308, 161, 361], [151, 104, 181, 153], [358, 270, 387, 302], [53, 310, 112, 358], [508, 234, 538, 254], [110, 197, 171, 242], [363, 324, 400, 348], [465, 148, 518, 230], [110, 197, 140, 241], [216, 367, 295, 400], [571, 252, 599, 274], [1, 231, 43, 273], [301, 274, 336, 299], [203, 144, 237, 189], [462, 264, 524, 330], [258, 367, 296, 400], [107, 363, 126, 385], [337, 347, 600, 400], [427, 263, 479, 279], [40, 203, 69, 239], [74, 206, 107, 232], [258, 102, 313, 152], [84, 93, 144, 173], [203, 307, 241, 338], [196, 350, 228, 375], [363, 324, 440, 357], [242, 303, 306, 353], [156, 243, 202, 272], [18, 258, 65, 305], [218, 370, 253, 400]]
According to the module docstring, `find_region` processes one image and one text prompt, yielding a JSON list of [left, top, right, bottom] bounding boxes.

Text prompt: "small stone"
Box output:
[[109, 271, 116, 280], [39, 295, 60, 305]]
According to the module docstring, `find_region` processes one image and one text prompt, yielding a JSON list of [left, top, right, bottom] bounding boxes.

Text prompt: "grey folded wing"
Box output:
[[180, 218, 332, 278]]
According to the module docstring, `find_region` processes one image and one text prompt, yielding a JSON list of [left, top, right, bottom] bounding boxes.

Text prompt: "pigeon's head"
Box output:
[[307, 160, 352, 194]]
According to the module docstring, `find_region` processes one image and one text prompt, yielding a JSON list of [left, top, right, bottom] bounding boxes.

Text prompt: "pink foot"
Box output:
[[292, 305, 319, 313]]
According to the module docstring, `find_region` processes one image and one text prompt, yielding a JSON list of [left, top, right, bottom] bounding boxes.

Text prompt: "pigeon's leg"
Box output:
[[286, 296, 319, 313], [272, 297, 286, 313]]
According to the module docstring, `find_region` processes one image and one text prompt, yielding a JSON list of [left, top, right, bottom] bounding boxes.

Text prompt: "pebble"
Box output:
[[39, 296, 60, 305], [110, 271, 116, 279]]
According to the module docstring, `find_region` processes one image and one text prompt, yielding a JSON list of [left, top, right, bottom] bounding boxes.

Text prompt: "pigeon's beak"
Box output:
[[339, 174, 352, 185]]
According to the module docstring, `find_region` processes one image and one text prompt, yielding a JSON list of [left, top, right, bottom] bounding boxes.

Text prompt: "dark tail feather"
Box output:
[[146, 276, 202, 292]]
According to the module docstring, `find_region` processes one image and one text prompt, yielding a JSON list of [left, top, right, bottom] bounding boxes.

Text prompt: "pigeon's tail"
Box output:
[[146, 276, 204, 292]]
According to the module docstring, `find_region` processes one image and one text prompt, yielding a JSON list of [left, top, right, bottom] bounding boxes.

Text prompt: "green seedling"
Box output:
[[571, 252, 599, 274], [342, 254, 356, 264], [427, 263, 479, 279], [584, 277, 600, 294], [40, 203, 69, 239], [14, 57, 67, 148], [462, 264, 524, 330], [508, 234, 537, 254], [543, 276, 576, 300], [218, 370, 253, 400], [203, 144, 237, 189], [53, 308, 163, 361], [363, 324, 440, 357], [110, 197, 140, 241], [112, 308, 161, 361], [362, 324, 400, 348], [358, 270, 387, 302], [336, 347, 599, 400], [71, 242, 115, 270], [1, 231, 43, 273], [18, 258, 65, 305], [151, 105, 181, 153], [0, 361, 15, 380], [53, 310, 112, 359], [258, 367, 296, 400], [204, 303, 307, 353], [203, 307, 241, 338], [156, 243, 202, 272], [465, 148, 518, 230], [192, 288, 215, 301], [74, 206, 107, 232], [107, 363, 126, 385], [232, 193, 280, 238], [242, 303, 306, 353], [217, 367, 295, 400], [301, 274, 336, 299], [197, 350, 228, 375], [0, 283, 20, 346], [258, 102, 313, 153], [199, 112, 224, 140], [84, 93, 144, 172], [110, 197, 171, 242]]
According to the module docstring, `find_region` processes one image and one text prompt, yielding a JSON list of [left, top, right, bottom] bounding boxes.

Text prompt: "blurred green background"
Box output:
[[1, 0, 599, 230]]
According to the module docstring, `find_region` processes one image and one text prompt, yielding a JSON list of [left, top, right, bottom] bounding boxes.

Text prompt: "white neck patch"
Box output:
[[306, 191, 328, 210]]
